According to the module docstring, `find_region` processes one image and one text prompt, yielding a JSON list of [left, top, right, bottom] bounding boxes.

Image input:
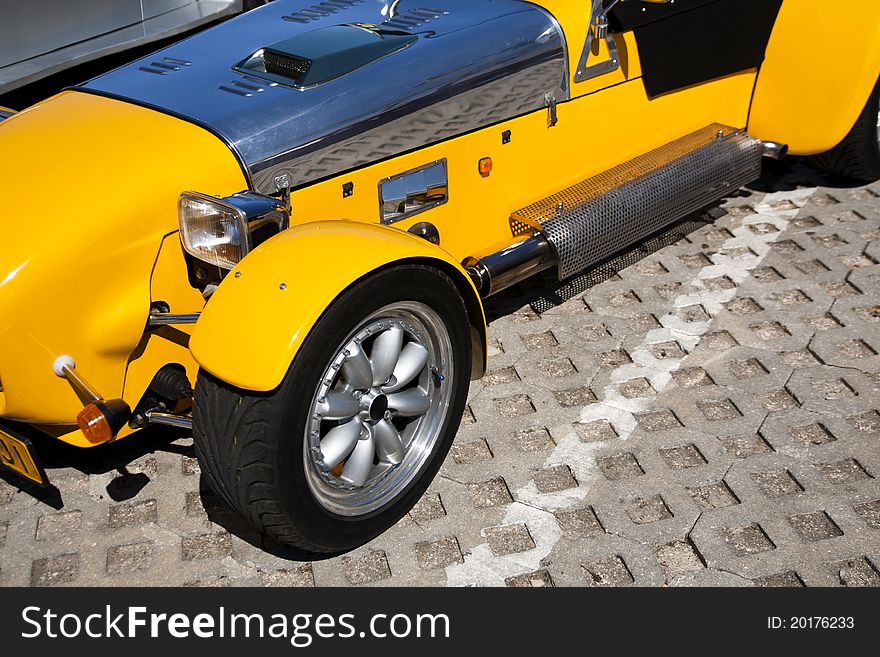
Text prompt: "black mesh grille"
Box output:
[[263, 50, 312, 82]]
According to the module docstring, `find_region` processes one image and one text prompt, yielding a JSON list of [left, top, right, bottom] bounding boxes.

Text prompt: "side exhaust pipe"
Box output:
[[464, 234, 557, 298]]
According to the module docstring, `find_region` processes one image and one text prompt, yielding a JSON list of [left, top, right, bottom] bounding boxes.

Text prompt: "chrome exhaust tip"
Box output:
[[760, 141, 788, 160]]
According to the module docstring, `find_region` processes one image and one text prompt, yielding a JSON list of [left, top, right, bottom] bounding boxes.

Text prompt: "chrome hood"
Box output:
[[82, 0, 567, 194]]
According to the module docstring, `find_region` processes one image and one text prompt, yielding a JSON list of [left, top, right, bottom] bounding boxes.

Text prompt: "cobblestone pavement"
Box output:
[[1, 162, 879, 587]]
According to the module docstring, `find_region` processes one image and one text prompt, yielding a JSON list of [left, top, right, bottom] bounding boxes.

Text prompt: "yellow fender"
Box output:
[[189, 220, 487, 392], [748, 0, 880, 155]]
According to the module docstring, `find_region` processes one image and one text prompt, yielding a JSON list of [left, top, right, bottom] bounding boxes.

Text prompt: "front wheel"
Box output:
[[192, 265, 472, 553], [811, 76, 880, 182]]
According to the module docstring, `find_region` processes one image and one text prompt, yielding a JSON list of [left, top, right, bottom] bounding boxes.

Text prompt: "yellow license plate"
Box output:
[[0, 425, 47, 486]]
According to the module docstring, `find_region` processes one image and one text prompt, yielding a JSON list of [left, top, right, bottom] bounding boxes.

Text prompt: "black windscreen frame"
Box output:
[[609, 0, 783, 97]]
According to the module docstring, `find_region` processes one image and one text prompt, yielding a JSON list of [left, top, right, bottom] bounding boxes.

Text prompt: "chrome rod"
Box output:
[[53, 356, 102, 402], [148, 313, 200, 327], [144, 410, 193, 430], [464, 234, 557, 298]]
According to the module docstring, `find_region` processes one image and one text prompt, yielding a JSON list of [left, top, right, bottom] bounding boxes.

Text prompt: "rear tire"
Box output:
[[192, 265, 471, 553], [811, 76, 880, 182]]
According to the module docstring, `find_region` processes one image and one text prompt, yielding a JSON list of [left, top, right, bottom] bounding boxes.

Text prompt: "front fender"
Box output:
[[189, 221, 487, 392]]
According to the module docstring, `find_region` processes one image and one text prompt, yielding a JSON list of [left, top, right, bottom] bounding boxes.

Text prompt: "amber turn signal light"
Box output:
[[76, 398, 132, 444], [478, 157, 493, 176]]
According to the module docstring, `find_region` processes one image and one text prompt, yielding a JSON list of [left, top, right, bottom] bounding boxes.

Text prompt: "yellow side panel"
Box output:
[[288, 71, 756, 263], [749, 0, 880, 155]]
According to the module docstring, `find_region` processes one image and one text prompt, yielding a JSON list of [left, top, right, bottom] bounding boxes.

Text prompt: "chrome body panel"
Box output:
[[83, 0, 568, 194], [0, 1, 244, 96]]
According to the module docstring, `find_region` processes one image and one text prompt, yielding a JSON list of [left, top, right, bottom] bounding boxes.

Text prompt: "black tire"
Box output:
[[192, 265, 472, 554], [810, 76, 880, 182]]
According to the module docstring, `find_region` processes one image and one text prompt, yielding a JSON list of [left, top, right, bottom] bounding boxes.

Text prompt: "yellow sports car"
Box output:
[[1, 0, 878, 553]]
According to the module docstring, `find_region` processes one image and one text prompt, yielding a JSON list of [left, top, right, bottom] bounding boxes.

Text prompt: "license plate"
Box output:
[[0, 424, 47, 486]]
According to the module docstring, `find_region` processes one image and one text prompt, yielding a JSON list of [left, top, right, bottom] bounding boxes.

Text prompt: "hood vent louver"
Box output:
[[235, 23, 416, 89]]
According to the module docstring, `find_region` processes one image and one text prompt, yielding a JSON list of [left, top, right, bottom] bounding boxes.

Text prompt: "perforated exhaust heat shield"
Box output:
[[511, 125, 763, 280]]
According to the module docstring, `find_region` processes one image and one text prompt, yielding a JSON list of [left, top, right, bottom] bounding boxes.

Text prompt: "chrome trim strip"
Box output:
[[147, 313, 201, 327]]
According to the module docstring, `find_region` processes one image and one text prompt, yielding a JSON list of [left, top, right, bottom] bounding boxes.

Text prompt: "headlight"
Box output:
[[178, 191, 288, 270]]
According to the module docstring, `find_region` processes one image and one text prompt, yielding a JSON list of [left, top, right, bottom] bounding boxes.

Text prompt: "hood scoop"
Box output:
[[236, 23, 416, 88]]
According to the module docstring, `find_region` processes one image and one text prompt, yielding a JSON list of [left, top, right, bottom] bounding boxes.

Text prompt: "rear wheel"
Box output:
[[192, 265, 471, 553], [811, 77, 880, 182]]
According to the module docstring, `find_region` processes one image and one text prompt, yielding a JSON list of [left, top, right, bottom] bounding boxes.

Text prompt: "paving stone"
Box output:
[[813, 378, 857, 400], [660, 444, 707, 469], [781, 349, 822, 369], [108, 499, 158, 528], [680, 253, 712, 268], [576, 420, 618, 443], [106, 541, 153, 575], [582, 555, 634, 587], [625, 495, 673, 524], [815, 459, 871, 484], [533, 465, 578, 493], [598, 453, 644, 480], [650, 341, 687, 359], [181, 532, 232, 561], [753, 571, 805, 587], [31, 553, 79, 586], [721, 434, 774, 459], [697, 398, 742, 420], [608, 290, 641, 306], [763, 389, 800, 411], [771, 289, 812, 305], [790, 423, 836, 446], [594, 349, 632, 368], [728, 358, 769, 379], [484, 366, 521, 386], [672, 367, 714, 388], [838, 339, 876, 358], [726, 297, 764, 315], [554, 386, 596, 407], [494, 394, 536, 417], [343, 550, 392, 584], [577, 324, 611, 341], [675, 304, 711, 322], [637, 410, 682, 431], [853, 500, 880, 528], [414, 537, 463, 570], [538, 356, 578, 377], [513, 427, 555, 452], [788, 511, 843, 542], [554, 507, 604, 539], [35, 511, 82, 542], [751, 321, 791, 340], [703, 275, 736, 290], [181, 456, 200, 476], [409, 494, 447, 523], [467, 477, 512, 508], [854, 305, 880, 322], [0, 521, 7, 548], [259, 566, 315, 587], [484, 523, 535, 555], [505, 570, 554, 587], [688, 481, 740, 510], [805, 313, 843, 331], [619, 378, 654, 398], [752, 266, 784, 282], [451, 438, 493, 463], [654, 541, 704, 577], [521, 331, 558, 349], [752, 470, 804, 497], [848, 409, 880, 432], [723, 524, 776, 556], [827, 557, 880, 587]]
